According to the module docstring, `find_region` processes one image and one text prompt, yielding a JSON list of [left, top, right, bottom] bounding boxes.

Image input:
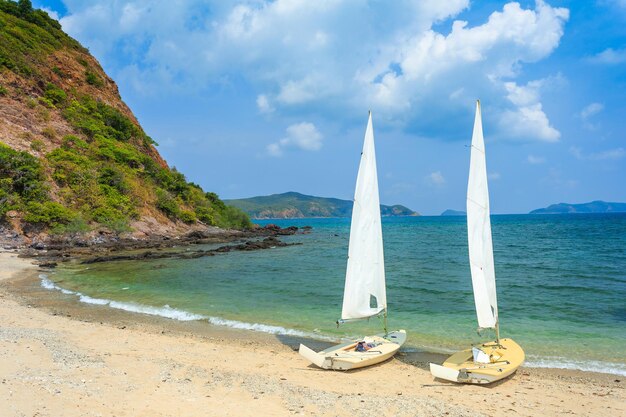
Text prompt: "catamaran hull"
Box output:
[[299, 330, 406, 371], [429, 338, 524, 384]]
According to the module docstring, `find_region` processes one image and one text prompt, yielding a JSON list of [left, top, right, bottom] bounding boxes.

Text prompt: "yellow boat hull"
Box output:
[[299, 330, 406, 371], [430, 338, 524, 384]]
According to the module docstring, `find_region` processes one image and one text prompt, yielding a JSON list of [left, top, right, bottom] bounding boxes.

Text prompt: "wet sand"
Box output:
[[0, 251, 623, 416]]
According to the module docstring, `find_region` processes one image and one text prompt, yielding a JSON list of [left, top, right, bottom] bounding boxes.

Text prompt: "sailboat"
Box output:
[[298, 112, 406, 371], [429, 100, 524, 384]]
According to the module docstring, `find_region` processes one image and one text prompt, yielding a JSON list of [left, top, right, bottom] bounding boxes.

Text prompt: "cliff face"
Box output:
[[0, 1, 249, 243]]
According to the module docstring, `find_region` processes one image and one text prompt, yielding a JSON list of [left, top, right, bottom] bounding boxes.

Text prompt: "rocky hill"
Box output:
[[225, 192, 419, 219], [530, 200, 626, 214], [0, 1, 250, 246], [441, 209, 466, 216]]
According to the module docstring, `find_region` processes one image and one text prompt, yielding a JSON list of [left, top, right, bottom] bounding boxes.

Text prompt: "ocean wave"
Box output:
[[38, 274, 335, 339], [38, 275, 625, 376], [40, 274, 75, 295], [525, 355, 626, 376], [206, 316, 337, 341]]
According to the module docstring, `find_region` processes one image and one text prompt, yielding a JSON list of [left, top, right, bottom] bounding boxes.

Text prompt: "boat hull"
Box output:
[[299, 330, 406, 371], [430, 338, 524, 384]]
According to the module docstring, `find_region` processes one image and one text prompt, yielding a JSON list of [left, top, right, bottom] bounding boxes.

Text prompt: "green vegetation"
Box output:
[[0, 0, 83, 76], [85, 70, 103, 87], [0, 3, 251, 232], [530, 201, 626, 214], [225, 191, 419, 219]]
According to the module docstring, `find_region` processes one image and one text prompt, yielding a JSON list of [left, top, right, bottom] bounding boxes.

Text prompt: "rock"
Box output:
[[183, 230, 211, 240], [30, 241, 45, 250], [38, 262, 57, 268]]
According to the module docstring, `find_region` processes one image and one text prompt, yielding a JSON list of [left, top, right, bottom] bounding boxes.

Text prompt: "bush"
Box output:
[[179, 210, 197, 224], [0, 142, 47, 202], [85, 70, 103, 87], [44, 82, 66, 105], [24, 201, 75, 226], [51, 215, 89, 234], [41, 126, 55, 139], [0, 84, 7, 95], [61, 135, 88, 150], [195, 206, 215, 225], [218, 205, 252, 230], [155, 188, 179, 218], [30, 138, 44, 151]]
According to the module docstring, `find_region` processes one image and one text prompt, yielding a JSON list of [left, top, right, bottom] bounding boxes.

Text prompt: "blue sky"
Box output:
[[34, 0, 626, 214]]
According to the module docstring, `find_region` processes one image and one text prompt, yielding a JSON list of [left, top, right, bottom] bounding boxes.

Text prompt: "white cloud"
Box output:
[[527, 155, 546, 164], [267, 122, 323, 157], [581, 102, 604, 119], [497, 79, 560, 142], [590, 148, 625, 160], [427, 171, 446, 186], [590, 48, 626, 64], [488, 172, 501, 180], [58, 1, 569, 141], [580, 102, 604, 130], [570, 146, 625, 161], [569, 146, 583, 159], [256, 94, 274, 113], [40, 7, 60, 21]]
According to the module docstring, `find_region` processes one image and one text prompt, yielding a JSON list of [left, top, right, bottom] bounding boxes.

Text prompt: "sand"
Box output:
[[0, 251, 623, 417]]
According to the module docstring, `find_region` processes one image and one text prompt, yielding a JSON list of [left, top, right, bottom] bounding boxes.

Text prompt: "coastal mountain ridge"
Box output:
[[530, 200, 626, 214], [0, 1, 250, 245], [225, 192, 419, 219], [441, 209, 466, 216]]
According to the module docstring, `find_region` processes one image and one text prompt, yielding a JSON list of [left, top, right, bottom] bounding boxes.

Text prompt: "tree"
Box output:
[[18, 0, 33, 17]]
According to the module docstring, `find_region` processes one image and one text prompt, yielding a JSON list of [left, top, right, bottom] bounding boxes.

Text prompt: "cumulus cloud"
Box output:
[[497, 79, 560, 142], [427, 171, 446, 186], [267, 122, 323, 157], [58, 0, 569, 141], [256, 94, 274, 113]]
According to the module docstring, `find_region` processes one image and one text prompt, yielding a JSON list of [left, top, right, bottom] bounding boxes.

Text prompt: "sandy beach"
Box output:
[[0, 251, 623, 417]]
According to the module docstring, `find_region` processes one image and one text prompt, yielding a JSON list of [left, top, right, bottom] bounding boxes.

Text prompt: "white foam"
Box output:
[[108, 301, 205, 321], [206, 316, 336, 341], [40, 274, 77, 295], [78, 294, 109, 305], [38, 274, 329, 336], [525, 355, 626, 377], [41, 274, 626, 376]]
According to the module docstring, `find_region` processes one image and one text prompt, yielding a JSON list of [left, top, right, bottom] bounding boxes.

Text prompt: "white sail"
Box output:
[[466, 100, 498, 329], [341, 112, 387, 320]]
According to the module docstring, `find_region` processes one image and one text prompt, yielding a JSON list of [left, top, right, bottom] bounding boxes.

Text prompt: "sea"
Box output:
[[40, 213, 626, 376]]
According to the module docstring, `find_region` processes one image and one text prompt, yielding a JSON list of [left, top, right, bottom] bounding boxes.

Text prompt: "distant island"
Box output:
[[225, 192, 419, 219], [441, 209, 466, 216], [530, 200, 626, 214]]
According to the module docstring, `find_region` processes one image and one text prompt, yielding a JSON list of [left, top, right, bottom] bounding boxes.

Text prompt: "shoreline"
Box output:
[[1, 250, 624, 416], [30, 269, 626, 378], [7, 250, 626, 378]]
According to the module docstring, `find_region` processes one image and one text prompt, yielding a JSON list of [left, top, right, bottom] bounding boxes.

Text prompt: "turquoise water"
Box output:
[[43, 214, 626, 375]]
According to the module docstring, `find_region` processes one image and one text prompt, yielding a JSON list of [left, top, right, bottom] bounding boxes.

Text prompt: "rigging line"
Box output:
[[469, 144, 485, 154]]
